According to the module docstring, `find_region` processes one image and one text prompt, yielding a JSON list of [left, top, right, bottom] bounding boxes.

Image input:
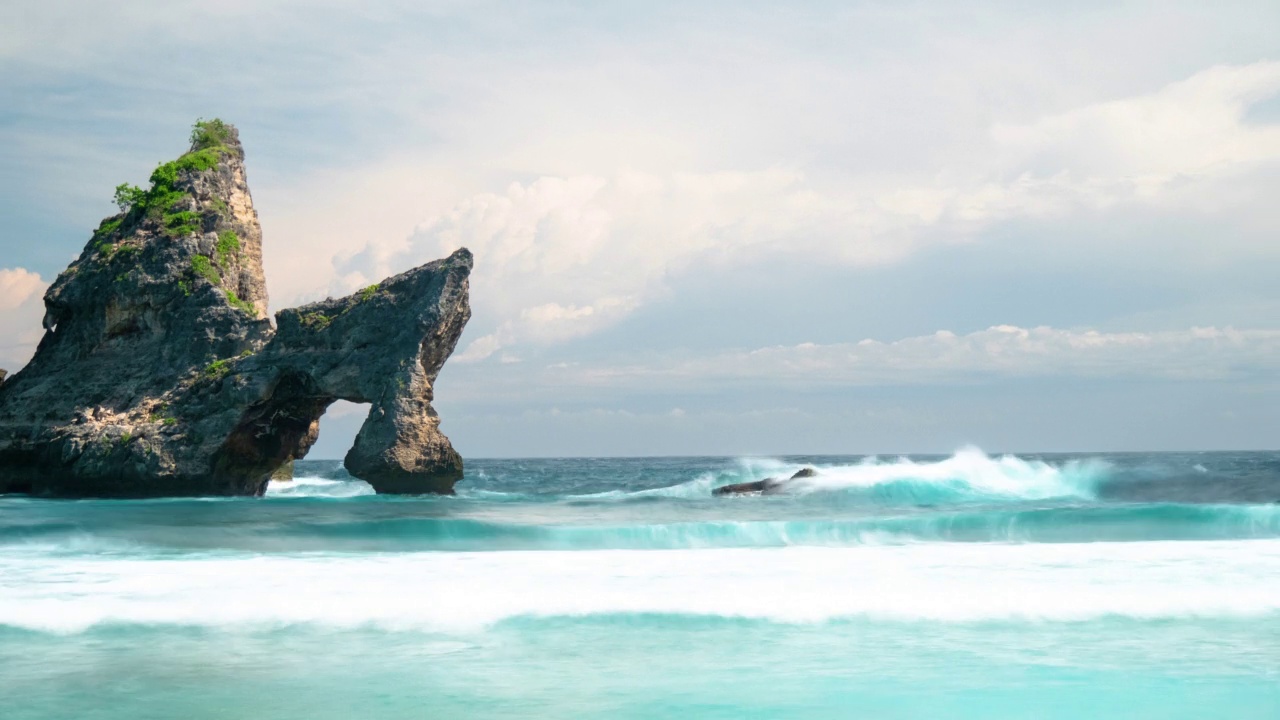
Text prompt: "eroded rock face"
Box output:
[[0, 121, 471, 497]]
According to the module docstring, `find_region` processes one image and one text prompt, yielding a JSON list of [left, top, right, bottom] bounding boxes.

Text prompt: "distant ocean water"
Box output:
[[2, 449, 1279, 719]]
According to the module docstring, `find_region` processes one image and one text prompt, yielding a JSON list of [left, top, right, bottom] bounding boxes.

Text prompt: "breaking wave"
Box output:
[[4, 540, 1279, 633]]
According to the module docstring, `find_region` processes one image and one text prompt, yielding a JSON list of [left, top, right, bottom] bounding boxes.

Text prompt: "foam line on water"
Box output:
[[3, 540, 1279, 633]]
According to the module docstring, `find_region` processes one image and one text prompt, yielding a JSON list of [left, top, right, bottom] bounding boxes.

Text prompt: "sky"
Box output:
[[2, 0, 1278, 457]]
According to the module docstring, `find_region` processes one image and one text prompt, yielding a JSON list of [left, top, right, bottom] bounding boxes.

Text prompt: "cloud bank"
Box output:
[[562, 326, 1280, 390], [334, 62, 1280, 361]]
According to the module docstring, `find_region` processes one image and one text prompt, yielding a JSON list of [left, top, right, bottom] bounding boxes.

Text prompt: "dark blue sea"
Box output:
[[3, 449, 1279, 718]]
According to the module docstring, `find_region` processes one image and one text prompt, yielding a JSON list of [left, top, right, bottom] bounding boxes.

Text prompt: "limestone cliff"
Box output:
[[0, 120, 471, 497]]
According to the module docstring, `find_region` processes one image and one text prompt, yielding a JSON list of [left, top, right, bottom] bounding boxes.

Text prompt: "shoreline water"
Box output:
[[3, 449, 1278, 719]]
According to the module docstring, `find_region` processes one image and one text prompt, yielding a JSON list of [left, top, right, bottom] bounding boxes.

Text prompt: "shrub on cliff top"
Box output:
[[190, 118, 234, 150], [113, 184, 146, 213], [99, 119, 235, 245]]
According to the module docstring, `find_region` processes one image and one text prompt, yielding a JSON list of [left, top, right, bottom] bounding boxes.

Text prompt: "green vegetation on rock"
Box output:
[[93, 218, 124, 256], [190, 118, 234, 150], [94, 217, 123, 237], [216, 231, 241, 268], [202, 350, 252, 380], [226, 290, 254, 315], [300, 311, 333, 330], [113, 184, 146, 213], [204, 358, 232, 379], [101, 118, 235, 243], [192, 245, 255, 315], [164, 210, 202, 236], [298, 285, 379, 331], [191, 255, 220, 285]]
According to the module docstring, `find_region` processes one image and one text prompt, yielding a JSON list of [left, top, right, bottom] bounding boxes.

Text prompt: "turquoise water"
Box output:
[[2, 450, 1279, 718]]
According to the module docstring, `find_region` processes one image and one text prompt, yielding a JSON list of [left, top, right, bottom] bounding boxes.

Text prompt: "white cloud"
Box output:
[[358, 169, 900, 360], [0, 268, 43, 310], [340, 62, 1280, 360], [6, 5, 1280, 370], [551, 325, 1280, 389], [0, 268, 48, 371], [992, 62, 1280, 181]]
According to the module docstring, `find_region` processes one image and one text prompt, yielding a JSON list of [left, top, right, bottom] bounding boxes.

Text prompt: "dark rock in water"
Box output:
[[270, 459, 294, 482], [711, 479, 774, 496], [0, 120, 471, 498], [712, 467, 817, 496]]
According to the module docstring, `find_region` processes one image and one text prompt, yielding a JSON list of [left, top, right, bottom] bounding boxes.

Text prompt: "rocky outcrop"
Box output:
[[712, 467, 816, 496], [0, 120, 471, 498], [270, 460, 295, 482]]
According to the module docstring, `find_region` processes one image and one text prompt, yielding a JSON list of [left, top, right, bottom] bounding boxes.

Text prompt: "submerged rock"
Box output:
[[712, 467, 817, 496], [0, 120, 471, 498]]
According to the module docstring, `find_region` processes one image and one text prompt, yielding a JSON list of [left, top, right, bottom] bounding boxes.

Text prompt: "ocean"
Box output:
[[2, 449, 1278, 718]]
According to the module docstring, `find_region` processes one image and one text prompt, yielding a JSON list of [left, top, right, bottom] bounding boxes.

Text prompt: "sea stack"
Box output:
[[0, 120, 471, 498]]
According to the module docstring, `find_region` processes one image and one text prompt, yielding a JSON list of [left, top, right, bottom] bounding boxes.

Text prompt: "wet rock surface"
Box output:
[[712, 467, 817, 496], [0, 121, 471, 497]]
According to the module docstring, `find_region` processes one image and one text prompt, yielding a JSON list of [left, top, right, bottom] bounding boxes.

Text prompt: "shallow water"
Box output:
[[2, 450, 1278, 718]]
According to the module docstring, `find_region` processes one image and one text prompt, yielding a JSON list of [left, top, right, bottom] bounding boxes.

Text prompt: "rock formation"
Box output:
[[712, 467, 816, 496], [0, 120, 471, 498], [270, 459, 295, 482]]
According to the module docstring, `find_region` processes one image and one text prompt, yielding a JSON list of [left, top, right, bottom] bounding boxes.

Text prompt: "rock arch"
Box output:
[[211, 250, 471, 495]]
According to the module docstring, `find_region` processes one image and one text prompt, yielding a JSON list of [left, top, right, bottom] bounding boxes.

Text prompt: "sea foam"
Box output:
[[4, 539, 1279, 634], [266, 475, 375, 498], [548, 447, 1108, 505]]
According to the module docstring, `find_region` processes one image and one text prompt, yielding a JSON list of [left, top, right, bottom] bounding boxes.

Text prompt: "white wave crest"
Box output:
[[587, 448, 1108, 502], [787, 447, 1106, 500], [265, 476, 374, 498], [3, 539, 1278, 633]]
